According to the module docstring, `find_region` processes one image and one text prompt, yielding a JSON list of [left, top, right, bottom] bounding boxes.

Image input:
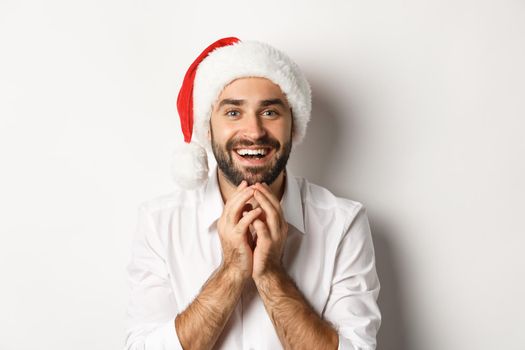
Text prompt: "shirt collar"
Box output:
[[201, 165, 305, 235], [280, 167, 305, 234]]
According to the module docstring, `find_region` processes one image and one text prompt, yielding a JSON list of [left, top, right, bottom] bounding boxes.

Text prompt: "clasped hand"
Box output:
[[217, 180, 288, 281]]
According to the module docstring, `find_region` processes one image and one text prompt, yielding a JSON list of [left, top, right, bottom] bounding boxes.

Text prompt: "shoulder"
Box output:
[[294, 175, 366, 228], [297, 176, 363, 213]]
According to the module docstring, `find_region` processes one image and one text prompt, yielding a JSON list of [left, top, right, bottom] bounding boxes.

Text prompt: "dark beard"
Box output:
[[211, 131, 292, 187]]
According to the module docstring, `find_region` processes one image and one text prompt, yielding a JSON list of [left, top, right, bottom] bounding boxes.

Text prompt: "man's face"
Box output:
[[209, 77, 294, 186]]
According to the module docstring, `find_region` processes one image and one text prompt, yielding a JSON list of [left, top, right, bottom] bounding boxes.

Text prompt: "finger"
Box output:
[[225, 180, 249, 210], [254, 183, 281, 211], [229, 180, 247, 198], [254, 190, 281, 238], [236, 207, 263, 234], [253, 218, 271, 241], [229, 180, 250, 206], [226, 187, 255, 223], [246, 224, 256, 250]]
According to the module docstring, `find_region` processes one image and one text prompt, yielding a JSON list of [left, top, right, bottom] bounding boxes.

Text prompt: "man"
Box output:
[[125, 37, 381, 350]]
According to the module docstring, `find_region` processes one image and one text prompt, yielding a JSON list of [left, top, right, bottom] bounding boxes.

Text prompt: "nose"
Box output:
[[241, 114, 266, 140]]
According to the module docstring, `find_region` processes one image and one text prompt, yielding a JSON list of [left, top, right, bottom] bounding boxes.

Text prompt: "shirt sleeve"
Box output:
[[125, 204, 184, 350], [322, 205, 382, 350]]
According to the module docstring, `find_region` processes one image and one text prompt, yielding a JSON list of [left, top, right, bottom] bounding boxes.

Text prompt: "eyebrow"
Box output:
[[217, 98, 286, 109]]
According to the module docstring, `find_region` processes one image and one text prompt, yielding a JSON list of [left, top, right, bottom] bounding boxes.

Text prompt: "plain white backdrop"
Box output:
[[1, 1, 524, 349]]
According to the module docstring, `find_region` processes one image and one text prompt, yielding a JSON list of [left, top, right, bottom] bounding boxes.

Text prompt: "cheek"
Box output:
[[210, 127, 236, 149], [212, 122, 242, 143], [272, 121, 293, 141]]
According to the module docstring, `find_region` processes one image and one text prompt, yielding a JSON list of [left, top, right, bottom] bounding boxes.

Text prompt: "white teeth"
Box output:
[[236, 148, 267, 156]]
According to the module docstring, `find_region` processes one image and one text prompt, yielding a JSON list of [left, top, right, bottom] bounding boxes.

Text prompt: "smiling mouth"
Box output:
[[234, 147, 271, 159], [232, 146, 275, 166]]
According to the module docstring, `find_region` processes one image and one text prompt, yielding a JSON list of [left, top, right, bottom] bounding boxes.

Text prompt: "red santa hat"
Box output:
[[172, 36, 312, 189]]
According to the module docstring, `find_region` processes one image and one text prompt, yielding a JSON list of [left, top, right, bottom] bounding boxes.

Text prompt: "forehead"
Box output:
[[216, 77, 288, 102]]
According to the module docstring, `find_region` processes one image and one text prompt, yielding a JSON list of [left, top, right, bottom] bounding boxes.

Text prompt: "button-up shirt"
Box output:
[[125, 166, 381, 350]]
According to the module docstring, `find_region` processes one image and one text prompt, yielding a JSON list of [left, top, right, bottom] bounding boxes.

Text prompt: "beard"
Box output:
[[211, 130, 292, 187]]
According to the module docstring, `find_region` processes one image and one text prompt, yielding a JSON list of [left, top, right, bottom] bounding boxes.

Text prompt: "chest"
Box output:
[[166, 221, 334, 315]]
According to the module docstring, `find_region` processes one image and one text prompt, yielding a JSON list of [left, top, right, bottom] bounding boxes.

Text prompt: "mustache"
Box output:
[[226, 135, 281, 151]]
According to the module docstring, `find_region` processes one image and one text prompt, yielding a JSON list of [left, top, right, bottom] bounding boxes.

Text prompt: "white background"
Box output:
[[1, 1, 524, 349]]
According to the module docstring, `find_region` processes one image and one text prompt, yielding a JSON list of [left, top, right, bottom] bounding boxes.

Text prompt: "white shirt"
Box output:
[[125, 166, 381, 350]]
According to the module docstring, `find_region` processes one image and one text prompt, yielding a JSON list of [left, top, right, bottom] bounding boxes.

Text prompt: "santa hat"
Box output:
[[172, 36, 312, 189]]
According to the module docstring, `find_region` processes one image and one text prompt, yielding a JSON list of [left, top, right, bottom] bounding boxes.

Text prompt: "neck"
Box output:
[[217, 168, 286, 204]]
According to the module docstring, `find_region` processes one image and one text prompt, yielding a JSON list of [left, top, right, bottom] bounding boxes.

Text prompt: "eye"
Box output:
[[225, 110, 240, 118], [262, 110, 279, 118]]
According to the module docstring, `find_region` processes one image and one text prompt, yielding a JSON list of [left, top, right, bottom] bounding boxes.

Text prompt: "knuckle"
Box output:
[[235, 222, 246, 231]]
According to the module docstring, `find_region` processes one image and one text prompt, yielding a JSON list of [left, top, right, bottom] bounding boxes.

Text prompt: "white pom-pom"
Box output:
[[171, 141, 209, 189]]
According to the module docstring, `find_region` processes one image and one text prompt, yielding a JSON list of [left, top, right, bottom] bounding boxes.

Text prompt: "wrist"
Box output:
[[219, 261, 251, 283], [253, 262, 286, 287]]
